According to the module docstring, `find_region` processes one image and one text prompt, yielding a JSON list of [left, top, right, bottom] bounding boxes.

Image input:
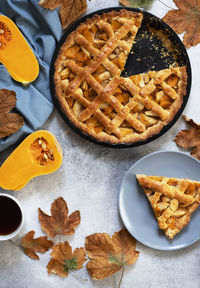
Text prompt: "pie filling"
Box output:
[[54, 10, 187, 144]]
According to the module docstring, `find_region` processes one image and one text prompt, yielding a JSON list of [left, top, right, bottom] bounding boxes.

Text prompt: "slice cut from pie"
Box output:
[[136, 174, 200, 239]]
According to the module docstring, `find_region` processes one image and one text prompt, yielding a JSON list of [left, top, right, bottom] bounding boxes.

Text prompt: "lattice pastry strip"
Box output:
[[140, 67, 181, 100], [74, 35, 121, 78], [136, 174, 200, 239]]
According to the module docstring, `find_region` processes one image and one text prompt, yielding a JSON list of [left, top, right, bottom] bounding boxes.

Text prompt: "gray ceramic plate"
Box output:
[[119, 151, 200, 250]]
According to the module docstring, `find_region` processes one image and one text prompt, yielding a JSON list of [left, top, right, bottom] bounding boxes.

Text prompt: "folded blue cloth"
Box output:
[[0, 0, 62, 151]]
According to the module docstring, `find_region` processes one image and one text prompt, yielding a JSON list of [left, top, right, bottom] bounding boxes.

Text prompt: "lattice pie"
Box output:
[[136, 174, 200, 239], [54, 10, 187, 144]]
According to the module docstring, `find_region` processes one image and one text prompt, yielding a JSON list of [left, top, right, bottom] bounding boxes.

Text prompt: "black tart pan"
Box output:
[[50, 7, 191, 148]]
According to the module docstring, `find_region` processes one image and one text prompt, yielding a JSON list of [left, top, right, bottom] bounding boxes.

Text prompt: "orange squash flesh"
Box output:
[[0, 130, 63, 191], [0, 15, 39, 83]]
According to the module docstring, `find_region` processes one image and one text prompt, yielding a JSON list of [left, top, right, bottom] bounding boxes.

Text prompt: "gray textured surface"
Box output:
[[0, 1, 200, 287]]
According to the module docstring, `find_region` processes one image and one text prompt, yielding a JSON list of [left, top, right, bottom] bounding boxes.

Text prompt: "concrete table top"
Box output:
[[0, 1, 200, 287]]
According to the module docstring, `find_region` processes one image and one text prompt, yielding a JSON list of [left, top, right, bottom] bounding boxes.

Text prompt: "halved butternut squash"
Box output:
[[0, 130, 63, 191], [0, 15, 39, 83]]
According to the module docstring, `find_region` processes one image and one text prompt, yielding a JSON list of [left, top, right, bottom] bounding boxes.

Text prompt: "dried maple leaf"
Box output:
[[119, 0, 154, 7], [47, 241, 86, 277], [162, 0, 200, 48], [21, 230, 54, 260], [39, 0, 87, 30], [0, 89, 24, 138], [38, 197, 80, 238], [174, 115, 200, 160], [85, 229, 139, 281]]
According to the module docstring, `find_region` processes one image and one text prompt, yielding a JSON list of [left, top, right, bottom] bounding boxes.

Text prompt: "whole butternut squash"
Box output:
[[0, 131, 63, 191], [0, 15, 39, 83]]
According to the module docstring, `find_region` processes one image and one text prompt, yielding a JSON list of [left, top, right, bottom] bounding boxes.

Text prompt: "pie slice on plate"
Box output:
[[54, 9, 188, 144], [136, 174, 200, 239]]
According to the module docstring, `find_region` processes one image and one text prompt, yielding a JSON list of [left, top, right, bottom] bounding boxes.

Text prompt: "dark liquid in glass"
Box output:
[[0, 196, 22, 235]]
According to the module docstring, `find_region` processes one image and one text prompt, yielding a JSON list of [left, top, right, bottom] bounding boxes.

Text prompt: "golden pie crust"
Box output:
[[54, 9, 187, 144], [136, 174, 200, 239]]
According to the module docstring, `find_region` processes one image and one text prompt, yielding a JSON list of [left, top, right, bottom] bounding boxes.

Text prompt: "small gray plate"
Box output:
[[119, 151, 200, 250]]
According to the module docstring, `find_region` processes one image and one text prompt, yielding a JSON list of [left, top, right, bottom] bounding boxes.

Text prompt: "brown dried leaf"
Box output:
[[162, 0, 200, 48], [21, 230, 54, 260], [0, 113, 24, 138], [85, 229, 139, 280], [0, 89, 24, 138], [0, 89, 16, 113], [174, 115, 200, 160], [39, 0, 87, 30], [47, 241, 87, 277], [38, 197, 80, 238]]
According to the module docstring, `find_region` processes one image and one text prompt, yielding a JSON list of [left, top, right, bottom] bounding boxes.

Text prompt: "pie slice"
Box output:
[[54, 9, 188, 144], [136, 174, 200, 239]]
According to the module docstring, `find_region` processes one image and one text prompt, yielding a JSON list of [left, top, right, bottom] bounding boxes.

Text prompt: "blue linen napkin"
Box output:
[[0, 0, 62, 151]]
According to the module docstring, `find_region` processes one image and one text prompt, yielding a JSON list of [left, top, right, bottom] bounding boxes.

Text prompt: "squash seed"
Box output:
[[43, 153, 48, 160], [42, 143, 46, 150]]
